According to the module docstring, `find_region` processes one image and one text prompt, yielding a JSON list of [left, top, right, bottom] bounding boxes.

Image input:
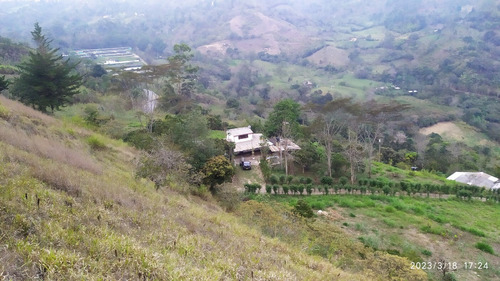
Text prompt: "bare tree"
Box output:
[[135, 141, 191, 190], [344, 124, 364, 184], [311, 98, 353, 177], [282, 121, 291, 176], [359, 101, 410, 177]]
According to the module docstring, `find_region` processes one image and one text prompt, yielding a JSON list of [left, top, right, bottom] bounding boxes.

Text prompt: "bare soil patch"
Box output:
[[420, 122, 465, 139], [307, 46, 350, 67]]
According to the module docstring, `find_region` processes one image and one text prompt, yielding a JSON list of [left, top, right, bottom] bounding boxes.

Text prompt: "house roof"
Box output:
[[227, 127, 253, 137], [447, 172, 499, 189], [234, 133, 263, 153], [268, 138, 301, 153]]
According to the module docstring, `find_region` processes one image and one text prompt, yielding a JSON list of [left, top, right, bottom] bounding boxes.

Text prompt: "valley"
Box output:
[[0, 0, 499, 280]]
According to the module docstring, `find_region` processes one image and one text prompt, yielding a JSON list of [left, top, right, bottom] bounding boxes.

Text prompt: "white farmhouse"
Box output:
[[226, 126, 263, 154]]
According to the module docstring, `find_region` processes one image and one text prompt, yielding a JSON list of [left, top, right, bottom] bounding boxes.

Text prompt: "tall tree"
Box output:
[[293, 141, 321, 173], [345, 121, 364, 185], [312, 98, 353, 177], [359, 101, 410, 177], [264, 98, 301, 137], [166, 43, 198, 96], [202, 155, 235, 193], [11, 23, 81, 113]]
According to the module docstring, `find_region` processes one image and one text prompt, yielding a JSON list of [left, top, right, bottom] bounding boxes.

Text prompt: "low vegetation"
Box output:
[[249, 193, 500, 280]]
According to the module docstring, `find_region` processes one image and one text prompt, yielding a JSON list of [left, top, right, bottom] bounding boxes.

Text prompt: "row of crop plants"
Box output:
[[244, 175, 500, 202]]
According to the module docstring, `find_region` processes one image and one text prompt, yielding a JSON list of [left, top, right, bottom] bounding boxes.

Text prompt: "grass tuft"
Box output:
[[86, 135, 107, 150], [475, 242, 494, 254]]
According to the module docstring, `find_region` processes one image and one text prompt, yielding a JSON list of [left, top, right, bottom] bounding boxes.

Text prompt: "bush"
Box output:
[[272, 185, 279, 195], [86, 135, 106, 150], [265, 185, 272, 194], [310, 201, 326, 210], [421, 249, 432, 256], [215, 187, 241, 212], [123, 129, 154, 150], [293, 200, 314, 218], [306, 185, 313, 195], [475, 242, 494, 254], [443, 273, 458, 281], [269, 174, 279, 185], [339, 176, 348, 186], [0, 102, 10, 119], [385, 206, 395, 213], [320, 176, 333, 186]]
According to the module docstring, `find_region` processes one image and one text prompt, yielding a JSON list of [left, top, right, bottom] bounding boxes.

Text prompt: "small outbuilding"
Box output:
[[447, 172, 499, 190]]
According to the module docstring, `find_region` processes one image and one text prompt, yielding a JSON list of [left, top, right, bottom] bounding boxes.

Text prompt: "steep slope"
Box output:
[[0, 96, 365, 280], [0, 96, 429, 280]]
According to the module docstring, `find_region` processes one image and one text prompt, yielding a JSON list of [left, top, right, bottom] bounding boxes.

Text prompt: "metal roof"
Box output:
[[227, 127, 253, 136], [447, 172, 499, 189], [233, 133, 263, 153]]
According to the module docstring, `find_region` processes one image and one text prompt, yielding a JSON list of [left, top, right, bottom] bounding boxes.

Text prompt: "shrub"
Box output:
[[383, 218, 396, 228], [310, 201, 326, 210], [0, 102, 10, 119], [475, 242, 494, 254], [385, 206, 395, 213], [357, 235, 379, 250], [306, 184, 313, 195], [339, 176, 348, 186], [298, 184, 305, 195], [214, 185, 242, 209], [259, 160, 271, 181], [272, 185, 279, 194], [293, 200, 314, 218], [86, 135, 106, 150], [279, 175, 286, 185], [265, 185, 272, 194], [123, 129, 154, 150], [443, 273, 458, 281], [421, 249, 432, 256], [269, 174, 279, 185], [282, 184, 289, 194], [320, 176, 333, 186]]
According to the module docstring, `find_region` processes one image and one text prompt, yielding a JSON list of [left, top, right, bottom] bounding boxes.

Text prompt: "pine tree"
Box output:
[[12, 23, 81, 113]]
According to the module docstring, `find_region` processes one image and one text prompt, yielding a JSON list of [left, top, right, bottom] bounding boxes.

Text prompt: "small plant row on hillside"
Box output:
[[249, 175, 500, 203]]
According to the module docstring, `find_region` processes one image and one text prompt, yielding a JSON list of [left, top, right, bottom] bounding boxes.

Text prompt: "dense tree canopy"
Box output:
[[264, 98, 302, 137], [202, 155, 234, 192], [11, 23, 81, 113]]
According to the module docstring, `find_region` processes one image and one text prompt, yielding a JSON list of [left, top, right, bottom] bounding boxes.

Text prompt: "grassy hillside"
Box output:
[[255, 194, 500, 281], [0, 96, 430, 280]]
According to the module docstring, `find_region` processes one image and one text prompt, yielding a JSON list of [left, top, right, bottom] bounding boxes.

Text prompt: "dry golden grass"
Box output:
[[0, 95, 56, 126], [0, 126, 102, 174]]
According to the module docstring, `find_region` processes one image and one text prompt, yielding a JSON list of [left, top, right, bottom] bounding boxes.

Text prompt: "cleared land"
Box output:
[[420, 121, 494, 147], [72, 47, 146, 70]]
